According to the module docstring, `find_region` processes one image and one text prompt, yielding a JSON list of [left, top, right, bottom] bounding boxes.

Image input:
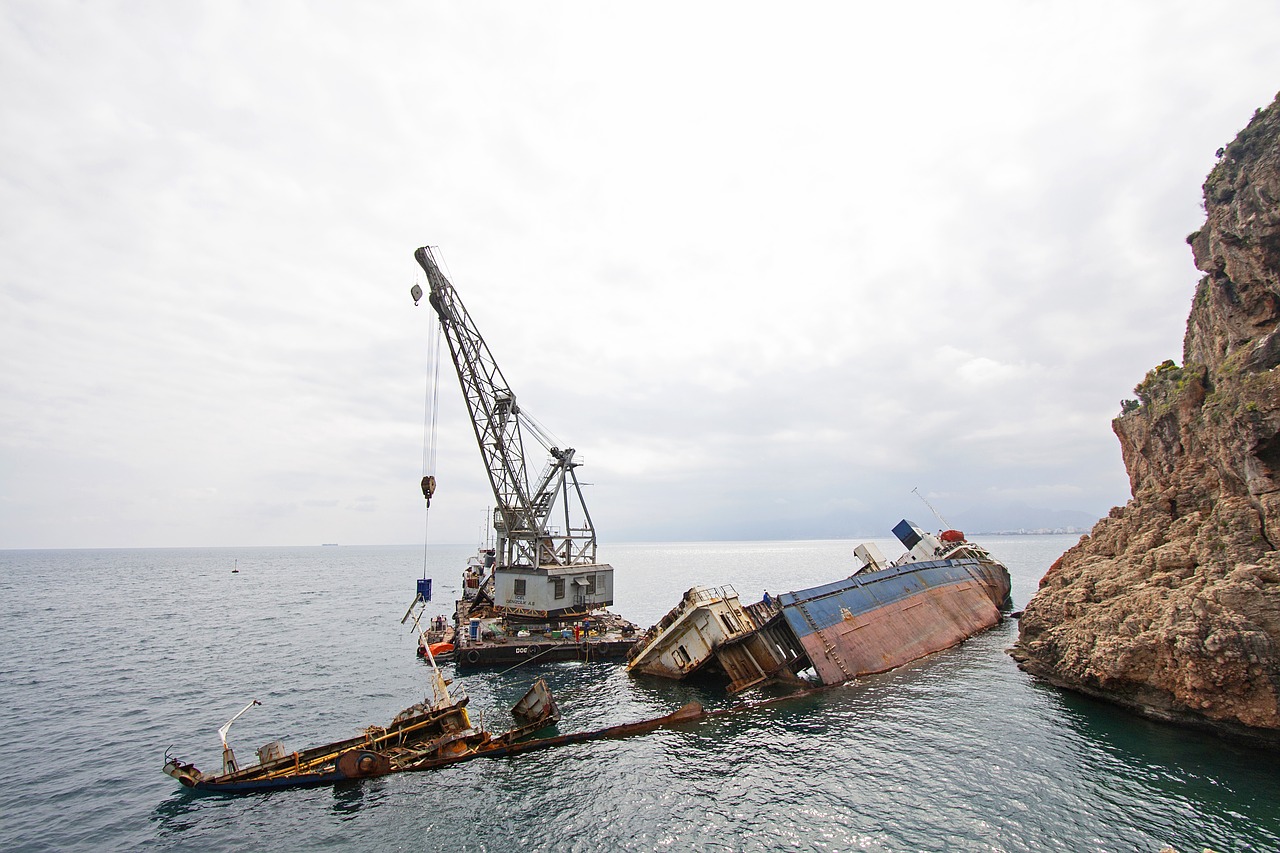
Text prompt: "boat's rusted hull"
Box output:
[[165, 757, 372, 793], [165, 680, 559, 794], [164, 710, 487, 794], [165, 693, 813, 794], [778, 557, 1011, 685]]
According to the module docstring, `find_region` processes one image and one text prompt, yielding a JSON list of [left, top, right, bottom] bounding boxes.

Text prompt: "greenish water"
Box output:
[[0, 536, 1275, 851]]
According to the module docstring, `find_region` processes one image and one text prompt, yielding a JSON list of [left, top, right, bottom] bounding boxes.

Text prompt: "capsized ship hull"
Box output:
[[778, 556, 1011, 685], [626, 520, 1013, 692]]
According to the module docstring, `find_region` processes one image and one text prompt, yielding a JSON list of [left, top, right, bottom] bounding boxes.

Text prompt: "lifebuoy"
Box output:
[[467, 650, 480, 664]]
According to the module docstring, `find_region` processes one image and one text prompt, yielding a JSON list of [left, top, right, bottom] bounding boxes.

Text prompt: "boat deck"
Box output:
[[449, 600, 639, 670]]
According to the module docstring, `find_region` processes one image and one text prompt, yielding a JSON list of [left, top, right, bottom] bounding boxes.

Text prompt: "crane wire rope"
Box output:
[[421, 279, 444, 578], [519, 408, 563, 453]]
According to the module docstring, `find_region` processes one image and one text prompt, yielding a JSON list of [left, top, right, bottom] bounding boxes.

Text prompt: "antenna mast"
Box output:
[[912, 487, 951, 529]]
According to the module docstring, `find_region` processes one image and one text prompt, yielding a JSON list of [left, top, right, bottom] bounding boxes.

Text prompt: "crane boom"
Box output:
[[413, 247, 600, 585]]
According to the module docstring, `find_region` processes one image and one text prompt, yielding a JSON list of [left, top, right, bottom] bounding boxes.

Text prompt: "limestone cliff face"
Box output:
[[1011, 93, 1280, 741]]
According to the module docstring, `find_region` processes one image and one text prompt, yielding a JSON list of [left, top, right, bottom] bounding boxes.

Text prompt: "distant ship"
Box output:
[[627, 520, 1013, 693]]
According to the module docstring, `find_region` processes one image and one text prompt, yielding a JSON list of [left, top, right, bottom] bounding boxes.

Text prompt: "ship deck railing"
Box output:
[[684, 585, 737, 605], [652, 585, 739, 633]]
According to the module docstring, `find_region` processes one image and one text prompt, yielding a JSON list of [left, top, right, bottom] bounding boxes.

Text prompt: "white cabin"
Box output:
[[493, 563, 614, 619]]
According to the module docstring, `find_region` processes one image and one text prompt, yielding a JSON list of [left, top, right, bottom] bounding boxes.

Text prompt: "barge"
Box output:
[[413, 545, 639, 670], [627, 520, 1013, 691]]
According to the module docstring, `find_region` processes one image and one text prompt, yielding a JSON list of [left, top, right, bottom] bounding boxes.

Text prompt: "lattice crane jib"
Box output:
[[413, 247, 598, 571]]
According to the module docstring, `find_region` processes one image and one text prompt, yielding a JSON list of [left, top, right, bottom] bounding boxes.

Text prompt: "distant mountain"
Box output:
[[947, 505, 1098, 535], [612, 502, 1104, 542]]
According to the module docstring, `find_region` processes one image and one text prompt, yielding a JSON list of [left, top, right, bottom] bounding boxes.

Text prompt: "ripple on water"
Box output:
[[1, 540, 1277, 853]]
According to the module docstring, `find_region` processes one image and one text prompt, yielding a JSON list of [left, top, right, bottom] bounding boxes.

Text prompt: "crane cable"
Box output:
[[520, 408, 563, 453], [421, 281, 443, 577]]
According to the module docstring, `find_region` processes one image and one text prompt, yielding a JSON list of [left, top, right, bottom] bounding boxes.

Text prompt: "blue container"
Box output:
[[416, 577, 433, 602]]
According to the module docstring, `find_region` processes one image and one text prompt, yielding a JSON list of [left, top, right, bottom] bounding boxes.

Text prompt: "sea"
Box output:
[[1, 535, 1276, 852]]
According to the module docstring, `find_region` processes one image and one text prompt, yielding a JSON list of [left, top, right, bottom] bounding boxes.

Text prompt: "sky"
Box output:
[[3, 2, 1280, 549]]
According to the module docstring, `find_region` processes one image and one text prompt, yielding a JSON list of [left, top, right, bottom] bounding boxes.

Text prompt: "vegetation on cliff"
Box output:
[[1011, 92, 1280, 742]]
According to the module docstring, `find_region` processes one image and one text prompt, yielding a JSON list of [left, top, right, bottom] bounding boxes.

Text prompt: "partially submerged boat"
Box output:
[[163, 665, 558, 793], [627, 520, 1013, 692], [162, 663, 828, 794]]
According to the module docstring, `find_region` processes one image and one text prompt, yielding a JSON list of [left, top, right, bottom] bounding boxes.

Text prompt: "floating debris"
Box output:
[[163, 667, 558, 793], [163, 668, 823, 794]]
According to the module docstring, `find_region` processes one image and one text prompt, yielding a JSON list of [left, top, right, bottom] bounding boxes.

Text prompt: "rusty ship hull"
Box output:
[[777, 556, 1011, 685], [627, 520, 1014, 692]]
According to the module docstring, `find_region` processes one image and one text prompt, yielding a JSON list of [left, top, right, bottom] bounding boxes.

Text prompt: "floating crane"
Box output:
[[411, 247, 613, 621]]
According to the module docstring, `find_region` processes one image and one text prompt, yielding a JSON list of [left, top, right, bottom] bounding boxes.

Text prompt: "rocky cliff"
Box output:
[[1010, 92, 1280, 743]]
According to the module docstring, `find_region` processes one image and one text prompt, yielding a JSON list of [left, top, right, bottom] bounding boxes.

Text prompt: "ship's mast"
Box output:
[[412, 246, 598, 571]]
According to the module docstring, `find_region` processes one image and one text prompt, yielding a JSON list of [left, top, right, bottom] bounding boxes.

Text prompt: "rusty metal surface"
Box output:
[[336, 749, 392, 779], [780, 558, 1010, 685]]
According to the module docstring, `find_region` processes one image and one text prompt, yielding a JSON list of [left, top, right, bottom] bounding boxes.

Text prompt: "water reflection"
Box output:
[[14, 541, 1279, 852], [1047, 686, 1280, 849], [151, 791, 204, 836], [329, 779, 389, 820]]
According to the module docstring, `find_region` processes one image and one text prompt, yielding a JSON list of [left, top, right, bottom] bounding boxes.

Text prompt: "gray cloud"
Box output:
[[3, 2, 1279, 547]]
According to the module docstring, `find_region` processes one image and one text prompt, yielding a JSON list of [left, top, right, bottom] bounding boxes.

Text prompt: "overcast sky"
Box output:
[[3, 2, 1280, 549]]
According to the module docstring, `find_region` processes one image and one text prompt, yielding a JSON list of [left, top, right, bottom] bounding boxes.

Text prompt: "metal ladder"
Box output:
[[796, 598, 852, 680]]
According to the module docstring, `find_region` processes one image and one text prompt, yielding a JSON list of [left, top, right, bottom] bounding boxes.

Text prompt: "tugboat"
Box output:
[[404, 246, 639, 670]]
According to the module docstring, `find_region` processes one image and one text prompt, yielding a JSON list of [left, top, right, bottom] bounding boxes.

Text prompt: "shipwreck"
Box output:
[[163, 661, 560, 793], [162, 657, 822, 794], [627, 520, 1013, 692]]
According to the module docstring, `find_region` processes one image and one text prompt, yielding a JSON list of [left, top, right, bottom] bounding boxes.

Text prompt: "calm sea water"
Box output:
[[0, 536, 1276, 852]]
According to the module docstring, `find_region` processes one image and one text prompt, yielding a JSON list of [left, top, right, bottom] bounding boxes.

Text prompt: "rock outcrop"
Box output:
[[1010, 92, 1280, 743]]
